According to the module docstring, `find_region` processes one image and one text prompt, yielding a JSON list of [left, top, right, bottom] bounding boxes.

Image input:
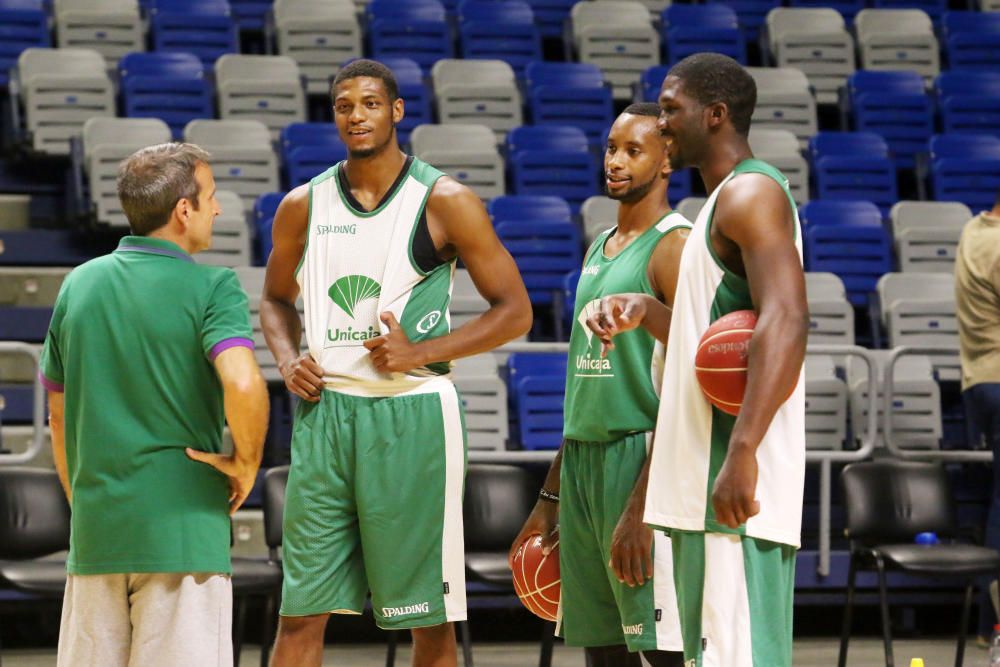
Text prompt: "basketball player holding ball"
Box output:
[[588, 53, 808, 667], [511, 104, 690, 667]]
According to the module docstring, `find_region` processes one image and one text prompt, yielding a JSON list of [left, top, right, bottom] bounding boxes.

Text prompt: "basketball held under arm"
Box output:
[[408, 178, 533, 365]]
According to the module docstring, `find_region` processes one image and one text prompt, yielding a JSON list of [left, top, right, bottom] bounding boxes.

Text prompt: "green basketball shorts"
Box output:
[[279, 378, 468, 630], [558, 434, 683, 652], [670, 530, 796, 667]]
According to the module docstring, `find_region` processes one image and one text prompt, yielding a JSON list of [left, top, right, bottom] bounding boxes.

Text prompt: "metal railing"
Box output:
[[883, 346, 989, 462], [0, 342, 45, 464], [468, 341, 881, 577]]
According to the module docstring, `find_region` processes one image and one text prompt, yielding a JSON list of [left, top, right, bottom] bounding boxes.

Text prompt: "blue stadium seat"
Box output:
[[229, 0, 272, 31], [846, 70, 934, 169], [800, 200, 892, 307], [0, 0, 49, 88], [119, 52, 214, 140], [0, 383, 35, 423], [528, 0, 577, 39], [562, 268, 580, 332], [639, 65, 669, 103], [457, 0, 541, 79], [525, 62, 614, 150], [375, 57, 431, 146], [928, 134, 1000, 212], [254, 191, 285, 264], [495, 220, 582, 306], [809, 132, 899, 217], [705, 0, 782, 42], [0, 306, 50, 342], [873, 0, 947, 26], [942, 11, 1000, 71], [367, 0, 453, 73], [0, 230, 97, 266], [787, 0, 864, 22], [662, 4, 746, 65], [936, 71, 1000, 137], [507, 126, 599, 214], [150, 0, 239, 68], [280, 122, 346, 187], [487, 195, 573, 223], [506, 351, 567, 449]]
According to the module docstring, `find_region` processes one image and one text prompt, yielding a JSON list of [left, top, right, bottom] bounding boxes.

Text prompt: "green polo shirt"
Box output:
[[39, 236, 254, 575]]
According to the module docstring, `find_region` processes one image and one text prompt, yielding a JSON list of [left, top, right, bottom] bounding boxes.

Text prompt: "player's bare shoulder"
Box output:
[[714, 173, 793, 233], [425, 175, 484, 223]]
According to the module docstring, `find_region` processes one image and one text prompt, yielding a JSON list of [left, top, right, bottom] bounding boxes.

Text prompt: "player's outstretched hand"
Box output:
[[711, 447, 760, 529], [609, 505, 653, 587], [365, 312, 424, 374], [586, 293, 648, 357], [508, 500, 559, 569], [185, 449, 259, 516], [280, 353, 326, 403]]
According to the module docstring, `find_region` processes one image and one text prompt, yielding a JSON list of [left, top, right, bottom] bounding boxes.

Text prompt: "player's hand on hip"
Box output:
[[586, 294, 647, 357], [710, 446, 760, 529], [364, 312, 423, 374], [279, 353, 326, 402], [508, 500, 559, 569], [185, 449, 258, 515], [609, 505, 653, 587]]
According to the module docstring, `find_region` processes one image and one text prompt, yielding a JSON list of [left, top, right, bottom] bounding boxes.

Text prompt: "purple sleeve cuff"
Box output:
[[208, 337, 255, 361], [38, 370, 64, 393]]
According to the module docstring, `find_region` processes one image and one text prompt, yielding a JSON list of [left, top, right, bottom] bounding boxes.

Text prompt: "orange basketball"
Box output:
[[695, 309, 757, 416], [511, 534, 560, 621]]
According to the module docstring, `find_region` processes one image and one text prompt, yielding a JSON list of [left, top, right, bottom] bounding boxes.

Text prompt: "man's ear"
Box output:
[[392, 97, 405, 125], [660, 140, 673, 178], [706, 102, 728, 131], [173, 196, 191, 229]]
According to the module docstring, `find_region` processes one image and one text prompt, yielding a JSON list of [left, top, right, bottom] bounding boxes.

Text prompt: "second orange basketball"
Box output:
[[511, 534, 560, 622]]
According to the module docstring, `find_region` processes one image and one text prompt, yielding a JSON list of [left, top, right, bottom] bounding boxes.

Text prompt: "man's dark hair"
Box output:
[[117, 142, 210, 236], [668, 53, 757, 136], [332, 59, 399, 101], [622, 102, 661, 118]]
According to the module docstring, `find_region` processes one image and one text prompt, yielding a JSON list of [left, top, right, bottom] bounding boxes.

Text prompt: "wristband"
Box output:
[[538, 488, 560, 503]]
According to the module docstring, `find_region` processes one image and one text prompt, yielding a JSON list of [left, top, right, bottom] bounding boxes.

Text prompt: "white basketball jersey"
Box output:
[[296, 157, 455, 395], [643, 159, 806, 548]]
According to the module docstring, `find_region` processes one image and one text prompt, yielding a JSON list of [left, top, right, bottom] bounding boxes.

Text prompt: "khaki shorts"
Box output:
[[57, 572, 233, 667]]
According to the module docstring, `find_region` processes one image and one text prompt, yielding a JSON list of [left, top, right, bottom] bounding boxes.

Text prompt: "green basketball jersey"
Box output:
[[563, 212, 692, 442]]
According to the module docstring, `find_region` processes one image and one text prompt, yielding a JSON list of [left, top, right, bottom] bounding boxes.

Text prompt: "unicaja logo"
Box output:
[[328, 274, 381, 318]]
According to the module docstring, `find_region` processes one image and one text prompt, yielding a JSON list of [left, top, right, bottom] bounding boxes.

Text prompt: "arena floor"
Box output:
[[0, 638, 981, 666]]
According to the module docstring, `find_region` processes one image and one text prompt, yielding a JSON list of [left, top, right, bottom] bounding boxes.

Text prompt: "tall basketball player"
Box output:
[[510, 103, 689, 667], [589, 53, 808, 667], [261, 59, 532, 667]]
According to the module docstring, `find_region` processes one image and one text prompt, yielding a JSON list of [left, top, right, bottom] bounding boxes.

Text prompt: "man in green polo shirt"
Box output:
[[39, 142, 269, 667]]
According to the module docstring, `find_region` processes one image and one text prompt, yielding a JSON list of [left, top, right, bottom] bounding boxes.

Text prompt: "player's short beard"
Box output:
[[349, 123, 397, 160], [606, 173, 658, 203]]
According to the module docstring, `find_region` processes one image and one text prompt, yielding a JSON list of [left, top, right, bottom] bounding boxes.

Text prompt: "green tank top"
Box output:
[[563, 211, 692, 442]]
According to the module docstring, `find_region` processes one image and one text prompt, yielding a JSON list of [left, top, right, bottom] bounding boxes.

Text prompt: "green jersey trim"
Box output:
[[333, 158, 417, 219], [294, 181, 316, 279], [405, 161, 447, 277]]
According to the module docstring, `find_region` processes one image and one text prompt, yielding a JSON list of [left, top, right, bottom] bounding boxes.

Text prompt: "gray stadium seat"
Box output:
[[581, 196, 618, 245], [848, 351, 941, 449], [233, 267, 305, 382], [0, 426, 54, 467], [805, 272, 854, 345], [0, 195, 31, 230], [571, 0, 659, 100], [636, 0, 671, 18], [273, 0, 361, 95], [451, 268, 490, 330], [0, 268, 72, 307], [747, 67, 818, 148], [805, 355, 848, 449], [452, 352, 508, 451], [982, 0, 1000, 10], [82, 117, 172, 228], [54, 0, 144, 70], [215, 55, 306, 141], [16, 48, 116, 155], [183, 120, 280, 213], [431, 60, 523, 141], [748, 128, 810, 205], [676, 196, 706, 222], [877, 272, 959, 380], [855, 9, 940, 83], [410, 124, 505, 200], [196, 191, 251, 268], [765, 8, 855, 105], [890, 201, 972, 274]]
